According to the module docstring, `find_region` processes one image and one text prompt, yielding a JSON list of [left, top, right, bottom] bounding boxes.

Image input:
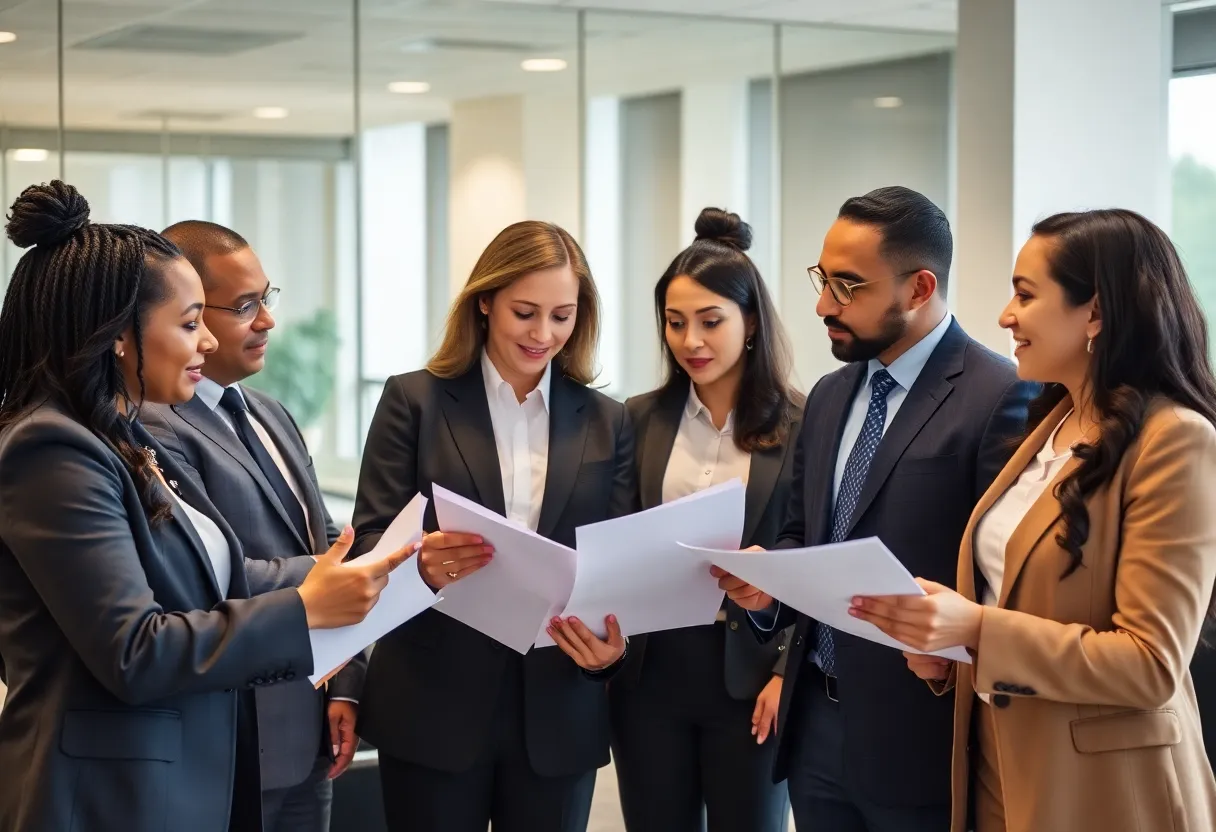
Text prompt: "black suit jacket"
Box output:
[[350, 366, 637, 777], [142, 385, 361, 791], [764, 320, 1036, 807], [615, 382, 796, 699], [0, 403, 315, 832]]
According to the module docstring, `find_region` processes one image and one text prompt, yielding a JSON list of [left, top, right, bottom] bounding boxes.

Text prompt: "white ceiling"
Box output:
[[0, 0, 953, 138], [491, 0, 958, 32]]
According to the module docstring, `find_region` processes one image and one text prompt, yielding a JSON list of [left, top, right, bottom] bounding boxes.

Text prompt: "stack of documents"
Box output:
[[308, 493, 439, 685], [688, 539, 972, 663], [431, 480, 745, 654]]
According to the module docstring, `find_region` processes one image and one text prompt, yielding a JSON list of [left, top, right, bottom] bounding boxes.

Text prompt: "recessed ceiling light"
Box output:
[[521, 58, 567, 72], [253, 106, 289, 120], [12, 148, 49, 162], [873, 96, 903, 109], [0, 32, 16, 45], [388, 81, 430, 94]]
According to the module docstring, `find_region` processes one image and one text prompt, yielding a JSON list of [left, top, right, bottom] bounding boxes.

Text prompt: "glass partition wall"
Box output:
[[0, 0, 955, 499]]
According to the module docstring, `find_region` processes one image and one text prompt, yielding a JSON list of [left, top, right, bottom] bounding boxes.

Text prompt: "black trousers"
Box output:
[[785, 665, 950, 832], [377, 657, 596, 832], [610, 623, 789, 832]]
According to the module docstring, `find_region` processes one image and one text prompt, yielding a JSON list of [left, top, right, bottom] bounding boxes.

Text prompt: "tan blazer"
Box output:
[[946, 396, 1216, 832]]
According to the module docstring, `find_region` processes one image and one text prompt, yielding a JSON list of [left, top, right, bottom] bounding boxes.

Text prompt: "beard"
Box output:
[[825, 300, 907, 363]]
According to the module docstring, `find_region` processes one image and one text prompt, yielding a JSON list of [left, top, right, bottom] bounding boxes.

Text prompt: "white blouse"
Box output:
[[171, 491, 232, 600], [661, 385, 751, 505], [481, 351, 550, 532], [974, 412, 1073, 609]]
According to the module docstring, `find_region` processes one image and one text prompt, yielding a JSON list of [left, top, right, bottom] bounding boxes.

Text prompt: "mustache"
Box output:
[[823, 316, 855, 336]]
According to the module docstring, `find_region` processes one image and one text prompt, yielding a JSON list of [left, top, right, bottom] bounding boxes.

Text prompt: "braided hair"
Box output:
[[0, 180, 183, 523]]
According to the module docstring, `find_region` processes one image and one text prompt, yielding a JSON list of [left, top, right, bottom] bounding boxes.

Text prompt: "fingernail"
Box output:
[[851, 596, 862, 607], [332, 745, 339, 756], [551, 618, 561, 626], [483, 545, 494, 554], [607, 615, 617, 624], [848, 608, 860, 618]]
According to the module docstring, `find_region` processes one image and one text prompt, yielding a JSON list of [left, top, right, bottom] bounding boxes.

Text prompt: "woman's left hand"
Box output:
[[547, 615, 626, 671], [849, 579, 982, 653]]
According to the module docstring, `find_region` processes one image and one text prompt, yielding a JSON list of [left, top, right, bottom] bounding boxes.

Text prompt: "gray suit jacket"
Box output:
[[615, 382, 796, 699], [142, 386, 363, 791], [0, 403, 314, 832]]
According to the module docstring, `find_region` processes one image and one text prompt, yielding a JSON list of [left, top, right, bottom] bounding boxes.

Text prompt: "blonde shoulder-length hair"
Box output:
[[428, 221, 601, 385]]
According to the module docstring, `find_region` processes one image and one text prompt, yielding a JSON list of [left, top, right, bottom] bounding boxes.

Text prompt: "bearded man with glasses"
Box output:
[[713, 186, 1038, 832]]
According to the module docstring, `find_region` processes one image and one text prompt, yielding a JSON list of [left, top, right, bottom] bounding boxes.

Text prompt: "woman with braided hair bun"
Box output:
[[0, 181, 414, 832]]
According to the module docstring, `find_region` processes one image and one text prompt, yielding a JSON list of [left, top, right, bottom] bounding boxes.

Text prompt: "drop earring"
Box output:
[[1086, 338, 1094, 354], [745, 337, 754, 351]]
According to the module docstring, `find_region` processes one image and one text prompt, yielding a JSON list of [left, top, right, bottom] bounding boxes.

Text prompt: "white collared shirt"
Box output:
[[195, 376, 314, 550], [169, 490, 232, 600], [832, 312, 954, 501], [662, 385, 751, 505], [481, 351, 551, 531], [974, 411, 1073, 609]]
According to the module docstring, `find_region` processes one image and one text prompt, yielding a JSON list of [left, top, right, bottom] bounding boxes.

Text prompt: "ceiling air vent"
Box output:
[[73, 24, 303, 56], [400, 36, 545, 54]]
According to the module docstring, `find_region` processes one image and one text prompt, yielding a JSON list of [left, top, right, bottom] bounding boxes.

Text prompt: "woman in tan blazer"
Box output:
[[850, 208, 1216, 832]]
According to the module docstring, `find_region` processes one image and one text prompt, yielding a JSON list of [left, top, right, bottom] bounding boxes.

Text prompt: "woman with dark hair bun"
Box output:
[[853, 208, 1216, 832], [610, 207, 800, 832], [0, 181, 411, 832]]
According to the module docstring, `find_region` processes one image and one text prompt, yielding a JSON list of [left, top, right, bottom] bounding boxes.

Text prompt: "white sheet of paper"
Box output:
[[691, 538, 972, 664], [309, 493, 438, 684], [534, 479, 745, 648], [431, 485, 577, 654]]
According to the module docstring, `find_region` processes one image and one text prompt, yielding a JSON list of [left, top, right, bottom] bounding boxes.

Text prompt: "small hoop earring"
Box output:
[[1086, 338, 1094, 354], [117, 350, 125, 358], [745, 337, 754, 351]]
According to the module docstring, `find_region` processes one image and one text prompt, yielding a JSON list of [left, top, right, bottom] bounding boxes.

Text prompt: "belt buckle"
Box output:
[[824, 672, 839, 703]]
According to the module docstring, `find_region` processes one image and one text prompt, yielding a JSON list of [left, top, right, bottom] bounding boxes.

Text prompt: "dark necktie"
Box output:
[[219, 387, 310, 547], [814, 368, 899, 677]]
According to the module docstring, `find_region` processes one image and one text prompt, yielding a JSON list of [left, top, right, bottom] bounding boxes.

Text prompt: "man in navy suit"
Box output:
[[717, 187, 1037, 831], [143, 222, 360, 832]]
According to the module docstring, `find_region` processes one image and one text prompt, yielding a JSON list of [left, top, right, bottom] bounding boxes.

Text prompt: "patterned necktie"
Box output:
[[815, 368, 899, 677], [219, 387, 310, 546]]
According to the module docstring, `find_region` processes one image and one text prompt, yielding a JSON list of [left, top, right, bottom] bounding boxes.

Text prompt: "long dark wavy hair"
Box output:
[[0, 180, 183, 523], [654, 207, 802, 451], [1023, 209, 1216, 583]]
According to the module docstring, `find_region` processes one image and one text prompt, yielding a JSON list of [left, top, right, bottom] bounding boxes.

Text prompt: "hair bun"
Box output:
[[694, 207, 752, 253], [6, 180, 91, 249]]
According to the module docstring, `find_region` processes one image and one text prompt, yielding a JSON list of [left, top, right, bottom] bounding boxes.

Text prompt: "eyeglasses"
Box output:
[[807, 266, 926, 307], [209, 287, 280, 322]]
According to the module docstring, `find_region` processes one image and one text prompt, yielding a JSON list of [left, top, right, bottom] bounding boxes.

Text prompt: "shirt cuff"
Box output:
[[748, 603, 781, 632]]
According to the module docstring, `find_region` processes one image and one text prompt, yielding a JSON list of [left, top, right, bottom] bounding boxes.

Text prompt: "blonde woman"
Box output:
[[350, 221, 636, 832]]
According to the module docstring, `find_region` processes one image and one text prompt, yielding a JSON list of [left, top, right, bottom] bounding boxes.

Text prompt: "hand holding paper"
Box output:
[[308, 494, 439, 685], [693, 539, 972, 663], [848, 578, 983, 656]]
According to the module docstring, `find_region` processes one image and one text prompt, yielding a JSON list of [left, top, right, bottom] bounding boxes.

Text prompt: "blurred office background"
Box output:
[[1, 1, 1214, 827]]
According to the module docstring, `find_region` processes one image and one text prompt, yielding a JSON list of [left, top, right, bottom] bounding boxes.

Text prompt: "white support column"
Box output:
[[954, 0, 1172, 354], [449, 95, 526, 295], [680, 81, 750, 241]]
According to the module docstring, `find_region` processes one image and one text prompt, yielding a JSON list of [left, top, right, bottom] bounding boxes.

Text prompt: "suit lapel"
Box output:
[[438, 369, 507, 517], [843, 322, 966, 538], [538, 374, 590, 538], [743, 443, 783, 545], [132, 424, 240, 602], [175, 395, 308, 555], [810, 365, 866, 544], [639, 384, 686, 510], [995, 398, 1076, 608], [244, 393, 318, 553]]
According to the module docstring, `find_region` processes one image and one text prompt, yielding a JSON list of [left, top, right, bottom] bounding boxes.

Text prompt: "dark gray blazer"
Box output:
[[350, 366, 637, 778], [0, 402, 315, 832], [615, 382, 796, 699], [760, 320, 1037, 807], [142, 386, 360, 791]]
